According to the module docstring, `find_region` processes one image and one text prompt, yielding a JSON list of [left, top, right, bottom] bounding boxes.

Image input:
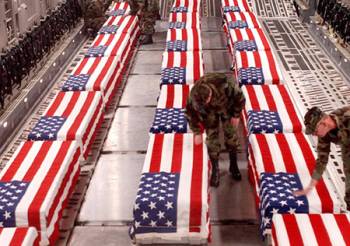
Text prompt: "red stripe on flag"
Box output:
[[189, 135, 203, 232], [278, 85, 303, 132], [106, 16, 116, 26], [87, 57, 101, 75], [9, 228, 29, 246], [94, 35, 104, 46], [66, 92, 95, 140], [240, 52, 249, 67], [282, 215, 304, 245], [166, 85, 175, 108], [74, 57, 89, 75], [275, 134, 297, 172], [170, 29, 176, 40], [23, 141, 53, 181], [182, 85, 190, 108], [235, 29, 244, 41], [61, 92, 80, 118], [28, 141, 71, 230], [149, 134, 164, 172], [253, 51, 262, 67], [257, 29, 271, 50], [262, 86, 277, 110], [111, 33, 128, 55], [245, 85, 261, 110], [334, 214, 350, 245], [255, 134, 275, 172], [167, 52, 174, 67], [294, 133, 334, 212], [94, 56, 115, 90], [265, 51, 280, 84], [193, 51, 201, 81], [308, 214, 332, 245], [271, 223, 279, 246], [46, 92, 65, 116], [248, 12, 259, 27], [171, 134, 183, 173], [180, 52, 187, 68], [1, 141, 33, 181]]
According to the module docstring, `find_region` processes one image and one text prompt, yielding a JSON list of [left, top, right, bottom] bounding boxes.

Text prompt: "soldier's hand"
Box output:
[[293, 179, 318, 197], [194, 134, 203, 145], [230, 117, 240, 128]]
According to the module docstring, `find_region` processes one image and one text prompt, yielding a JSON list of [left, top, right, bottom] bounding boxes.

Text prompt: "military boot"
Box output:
[[229, 151, 241, 181], [140, 34, 153, 45], [210, 159, 220, 187]]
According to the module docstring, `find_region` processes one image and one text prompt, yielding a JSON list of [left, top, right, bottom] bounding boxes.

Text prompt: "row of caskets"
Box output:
[[130, 0, 211, 244], [0, 2, 139, 245], [221, 0, 348, 245]]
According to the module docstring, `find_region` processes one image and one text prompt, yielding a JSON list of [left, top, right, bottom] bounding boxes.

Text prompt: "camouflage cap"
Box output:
[[304, 106, 325, 135]]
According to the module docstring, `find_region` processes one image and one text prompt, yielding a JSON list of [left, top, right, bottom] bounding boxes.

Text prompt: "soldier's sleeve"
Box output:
[[228, 79, 246, 118], [312, 137, 331, 180], [128, 0, 140, 15], [185, 98, 202, 135]]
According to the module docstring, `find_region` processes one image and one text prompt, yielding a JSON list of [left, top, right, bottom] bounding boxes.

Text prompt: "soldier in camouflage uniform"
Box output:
[[82, 0, 107, 37], [185, 73, 246, 187], [295, 106, 350, 209], [127, 0, 159, 44]]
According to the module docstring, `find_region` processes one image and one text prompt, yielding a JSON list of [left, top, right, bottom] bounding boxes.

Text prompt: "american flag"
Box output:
[[166, 29, 202, 51], [150, 108, 188, 133], [172, 0, 201, 12], [259, 172, 309, 236], [223, 6, 240, 12], [98, 25, 120, 34], [237, 67, 265, 85], [103, 15, 139, 34], [224, 12, 261, 29], [228, 28, 271, 51], [166, 40, 188, 52], [247, 110, 283, 134], [106, 1, 130, 16], [87, 32, 132, 58], [0, 227, 38, 245], [235, 50, 285, 84], [160, 67, 186, 86], [39, 91, 104, 158], [162, 51, 204, 84], [241, 85, 304, 133], [0, 141, 81, 245], [171, 6, 188, 12], [157, 85, 192, 109], [66, 56, 121, 104], [131, 133, 209, 243], [248, 133, 342, 214], [169, 13, 200, 29], [272, 214, 350, 245], [228, 20, 248, 29], [234, 40, 257, 51], [169, 22, 187, 29], [85, 45, 107, 57], [61, 74, 90, 91], [221, 0, 251, 12]]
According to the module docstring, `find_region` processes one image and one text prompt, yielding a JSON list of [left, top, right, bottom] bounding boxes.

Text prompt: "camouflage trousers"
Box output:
[[140, 10, 156, 35], [84, 17, 106, 35], [205, 118, 239, 162]]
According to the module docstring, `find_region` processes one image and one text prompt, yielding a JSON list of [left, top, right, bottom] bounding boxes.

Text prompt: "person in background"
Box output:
[[185, 73, 246, 187], [295, 106, 350, 210]]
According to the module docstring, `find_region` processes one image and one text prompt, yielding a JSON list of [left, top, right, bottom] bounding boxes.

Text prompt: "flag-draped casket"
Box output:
[[130, 133, 210, 244], [0, 141, 81, 244], [247, 133, 342, 235], [235, 50, 285, 85], [0, 227, 38, 246], [168, 13, 201, 29], [221, 0, 251, 13], [166, 29, 202, 51], [157, 85, 192, 109], [272, 214, 350, 246], [171, 0, 201, 12], [223, 12, 261, 33], [241, 85, 304, 134], [227, 28, 271, 55], [161, 52, 204, 85], [150, 108, 190, 134], [102, 15, 139, 35], [28, 91, 104, 159], [106, 1, 130, 16], [61, 56, 121, 104]]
